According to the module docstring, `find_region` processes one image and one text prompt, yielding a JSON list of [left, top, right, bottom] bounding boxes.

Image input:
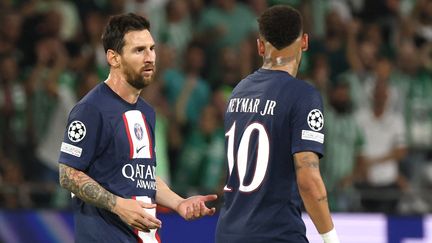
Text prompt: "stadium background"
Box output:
[[0, 0, 431, 242]]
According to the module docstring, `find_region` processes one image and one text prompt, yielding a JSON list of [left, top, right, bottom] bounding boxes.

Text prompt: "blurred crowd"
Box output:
[[0, 0, 431, 215]]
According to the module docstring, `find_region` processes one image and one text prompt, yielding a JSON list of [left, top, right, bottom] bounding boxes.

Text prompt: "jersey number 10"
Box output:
[[224, 122, 270, 193]]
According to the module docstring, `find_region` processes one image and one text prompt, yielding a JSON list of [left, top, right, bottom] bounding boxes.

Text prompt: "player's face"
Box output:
[[120, 30, 156, 89]]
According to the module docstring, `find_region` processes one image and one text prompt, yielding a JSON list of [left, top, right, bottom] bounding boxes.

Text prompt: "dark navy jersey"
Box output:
[[216, 69, 325, 243], [59, 83, 160, 243]]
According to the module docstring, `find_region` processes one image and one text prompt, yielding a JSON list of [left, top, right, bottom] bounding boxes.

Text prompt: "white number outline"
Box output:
[[224, 122, 270, 193]]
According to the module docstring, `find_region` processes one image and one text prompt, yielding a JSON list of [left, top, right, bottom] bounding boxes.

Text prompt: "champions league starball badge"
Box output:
[[68, 120, 87, 142], [307, 109, 324, 131]]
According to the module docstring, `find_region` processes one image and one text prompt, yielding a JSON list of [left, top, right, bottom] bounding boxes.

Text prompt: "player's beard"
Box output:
[[122, 62, 155, 90]]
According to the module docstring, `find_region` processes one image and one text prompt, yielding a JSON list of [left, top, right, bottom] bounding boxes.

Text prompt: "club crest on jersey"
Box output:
[[307, 109, 324, 131], [68, 120, 86, 142], [134, 123, 144, 141]]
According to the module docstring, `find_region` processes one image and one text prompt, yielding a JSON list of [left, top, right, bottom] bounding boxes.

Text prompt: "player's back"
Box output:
[[216, 68, 324, 243]]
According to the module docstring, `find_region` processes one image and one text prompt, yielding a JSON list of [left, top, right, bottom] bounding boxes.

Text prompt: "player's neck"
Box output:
[[262, 57, 299, 77], [105, 72, 141, 104], [261, 42, 301, 77]]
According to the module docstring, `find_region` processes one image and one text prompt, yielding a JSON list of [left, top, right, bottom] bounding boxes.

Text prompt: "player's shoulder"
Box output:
[[268, 70, 320, 100], [295, 78, 320, 97], [72, 83, 108, 115], [137, 97, 155, 114], [233, 69, 320, 103], [78, 82, 105, 105], [249, 69, 317, 89], [292, 80, 323, 110]]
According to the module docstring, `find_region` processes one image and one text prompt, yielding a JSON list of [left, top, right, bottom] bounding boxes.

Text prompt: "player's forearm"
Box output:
[[59, 163, 117, 212], [297, 172, 334, 234], [155, 176, 184, 211], [294, 152, 334, 234]]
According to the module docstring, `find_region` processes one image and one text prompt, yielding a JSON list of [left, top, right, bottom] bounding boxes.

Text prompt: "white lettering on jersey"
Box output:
[[224, 122, 270, 192], [301, 130, 324, 143], [260, 100, 276, 116], [123, 110, 152, 159], [60, 142, 82, 157], [226, 98, 276, 116], [122, 164, 156, 189]]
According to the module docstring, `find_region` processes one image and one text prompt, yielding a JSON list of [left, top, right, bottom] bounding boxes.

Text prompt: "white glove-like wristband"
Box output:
[[320, 228, 340, 243]]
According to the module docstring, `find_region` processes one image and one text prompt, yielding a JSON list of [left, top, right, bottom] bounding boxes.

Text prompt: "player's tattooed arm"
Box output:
[[59, 164, 162, 231], [294, 152, 327, 202], [294, 151, 334, 234], [59, 163, 116, 211], [294, 152, 320, 171]]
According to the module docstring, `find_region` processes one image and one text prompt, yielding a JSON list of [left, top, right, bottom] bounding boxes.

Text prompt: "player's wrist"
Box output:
[[174, 198, 185, 212], [320, 227, 340, 243], [111, 196, 122, 214]]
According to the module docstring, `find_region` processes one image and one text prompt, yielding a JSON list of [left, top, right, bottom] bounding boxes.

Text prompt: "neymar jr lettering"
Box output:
[[227, 98, 277, 116]]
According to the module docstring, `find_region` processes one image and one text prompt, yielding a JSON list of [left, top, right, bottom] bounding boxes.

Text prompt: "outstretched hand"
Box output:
[[176, 194, 217, 220]]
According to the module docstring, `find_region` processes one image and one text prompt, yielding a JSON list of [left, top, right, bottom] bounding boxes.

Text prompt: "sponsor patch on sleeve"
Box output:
[[301, 130, 324, 143], [61, 142, 83, 157]]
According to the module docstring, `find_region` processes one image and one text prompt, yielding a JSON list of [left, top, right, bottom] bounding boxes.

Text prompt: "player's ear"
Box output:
[[107, 49, 120, 68], [301, 33, 309, 51], [257, 38, 265, 57]]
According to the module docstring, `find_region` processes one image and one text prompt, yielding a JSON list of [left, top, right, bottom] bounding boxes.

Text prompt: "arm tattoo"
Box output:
[[295, 161, 319, 170], [317, 196, 328, 203], [59, 164, 116, 211], [294, 154, 320, 171]]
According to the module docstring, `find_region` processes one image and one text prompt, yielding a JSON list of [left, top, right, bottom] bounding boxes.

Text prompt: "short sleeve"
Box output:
[[58, 103, 103, 171], [290, 87, 325, 157]]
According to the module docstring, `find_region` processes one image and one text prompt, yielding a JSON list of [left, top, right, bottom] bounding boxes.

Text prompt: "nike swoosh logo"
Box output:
[[136, 145, 146, 154]]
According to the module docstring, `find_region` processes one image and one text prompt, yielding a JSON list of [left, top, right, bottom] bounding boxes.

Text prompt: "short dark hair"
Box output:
[[257, 5, 303, 50], [102, 13, 150, 54]]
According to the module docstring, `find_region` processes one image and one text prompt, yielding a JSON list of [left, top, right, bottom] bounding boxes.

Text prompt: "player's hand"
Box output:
[[176, 194, 217, 220], [113, 198, 162, 232]]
